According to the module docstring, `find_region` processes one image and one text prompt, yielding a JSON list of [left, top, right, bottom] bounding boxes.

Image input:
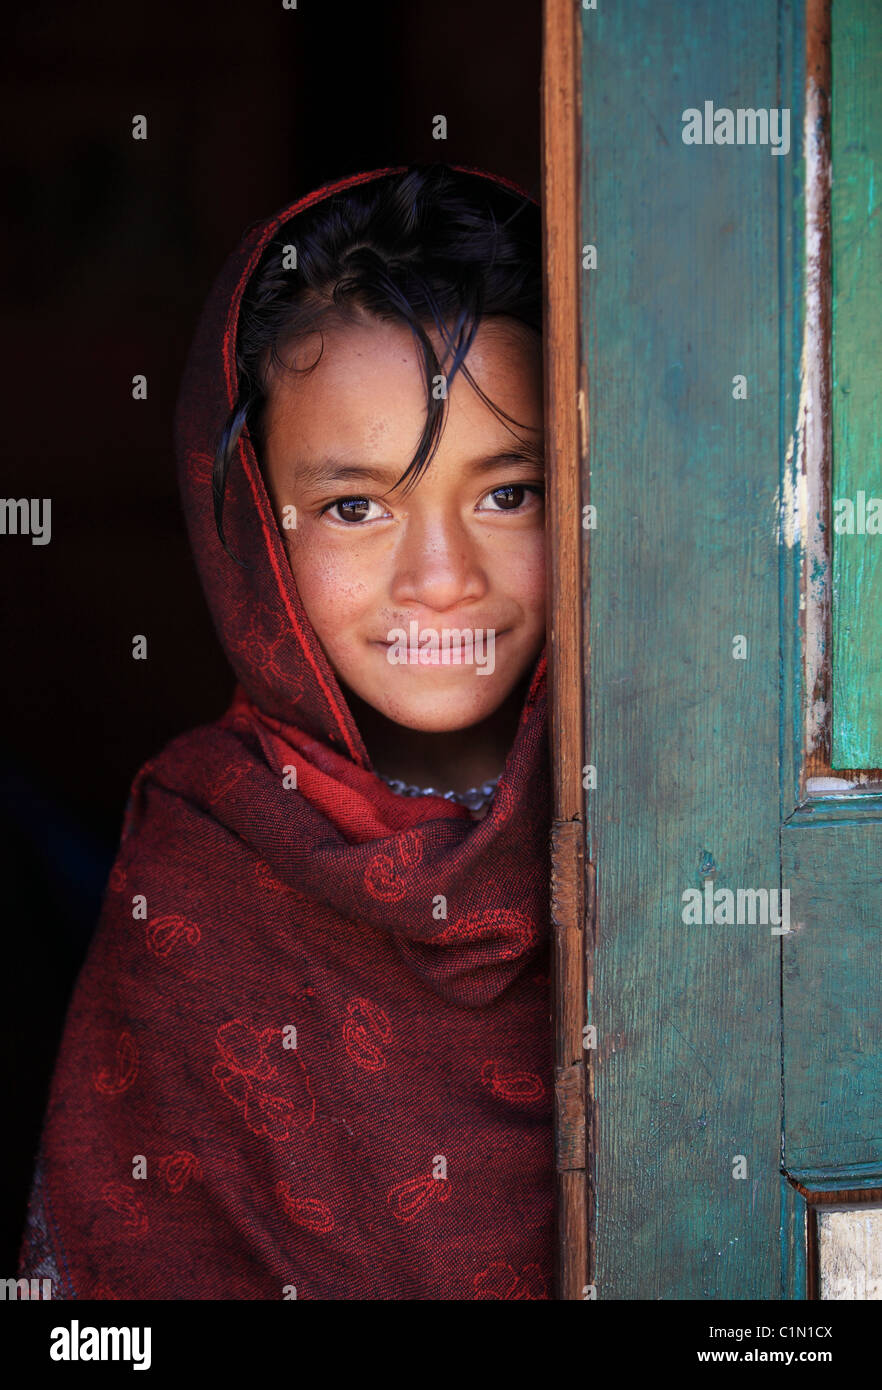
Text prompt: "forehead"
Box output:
[[262, 315, 542, 456]]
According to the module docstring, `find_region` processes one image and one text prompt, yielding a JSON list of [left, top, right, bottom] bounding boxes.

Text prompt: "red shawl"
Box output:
[[19, 166, 554, 1301]]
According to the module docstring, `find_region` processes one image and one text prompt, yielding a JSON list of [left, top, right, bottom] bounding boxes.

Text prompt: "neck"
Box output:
[[343, 678, 530, 795]]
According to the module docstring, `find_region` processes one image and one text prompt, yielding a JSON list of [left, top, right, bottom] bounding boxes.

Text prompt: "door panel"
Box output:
[[579, 0, 785, 1299], [783, 822, 882, 1173], [557, 0, 882, 1299]]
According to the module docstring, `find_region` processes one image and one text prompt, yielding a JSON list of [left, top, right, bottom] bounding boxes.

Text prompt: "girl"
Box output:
[[19, 163, 553, 1300]]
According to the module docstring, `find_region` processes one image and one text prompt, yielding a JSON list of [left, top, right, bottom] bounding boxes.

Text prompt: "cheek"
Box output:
[[284, 528, 377, 643], [493, 528, 546, 615]]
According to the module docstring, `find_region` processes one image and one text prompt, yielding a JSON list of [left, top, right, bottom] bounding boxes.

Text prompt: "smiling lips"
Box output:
[[373, 628, 509, 644], [372, 627, 507, 669], [373, 630, 508, 650]]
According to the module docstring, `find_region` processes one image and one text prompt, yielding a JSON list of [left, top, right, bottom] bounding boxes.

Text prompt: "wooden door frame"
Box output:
[[541, 0, 591, 1302]]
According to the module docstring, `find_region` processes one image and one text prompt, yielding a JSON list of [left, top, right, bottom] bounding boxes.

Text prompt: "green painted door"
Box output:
[[578, 0, 882, 1298]]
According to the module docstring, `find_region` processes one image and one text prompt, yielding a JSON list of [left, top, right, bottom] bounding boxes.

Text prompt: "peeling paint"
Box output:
[[776, 422, 808, 550], [802, 76, 833, 757], [806, 773, 876, 793], [818, 1208, 882, 1300]]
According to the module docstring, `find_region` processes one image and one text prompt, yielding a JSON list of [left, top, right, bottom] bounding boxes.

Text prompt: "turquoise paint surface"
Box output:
[[581, 0, 787, 1298], [581, 0, 882, 1300]]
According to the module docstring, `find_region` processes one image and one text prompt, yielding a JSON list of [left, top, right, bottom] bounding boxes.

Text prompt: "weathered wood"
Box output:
[[801, 0, 836, 789], [782, 821, 882, 1170], [794, 1186, 882, 1297], [550, 818, 584, 934], [551, 822, 587, 1177], [831, 0, 882, 766], [542, 0, 590, 1301], [580, 0, 789, 1297], [781, 1177, 809, 1299], [553, 1062, 586, 1170], [815, 1204, 882, 1299], [797, 0, 882, 788]]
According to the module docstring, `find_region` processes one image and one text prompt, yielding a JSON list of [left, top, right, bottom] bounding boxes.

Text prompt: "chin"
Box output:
[[385, 709, 494, 734], [364, 681, 517, 733]]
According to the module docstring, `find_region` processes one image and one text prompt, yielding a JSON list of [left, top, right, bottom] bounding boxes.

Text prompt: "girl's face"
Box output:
[[261, 314, 545, 733]]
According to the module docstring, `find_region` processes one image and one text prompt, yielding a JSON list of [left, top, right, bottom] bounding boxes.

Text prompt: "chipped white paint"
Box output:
[[801, 76, 833, 759], [818, 1207, 882, 1299], [776, 78, 830, 755], [776, 399, 810, 552], [806, 775, 872, 794], [811, 772, 877, 795]]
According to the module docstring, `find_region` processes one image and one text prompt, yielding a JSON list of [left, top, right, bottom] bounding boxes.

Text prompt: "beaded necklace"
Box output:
[[379, 772, 501, 813]]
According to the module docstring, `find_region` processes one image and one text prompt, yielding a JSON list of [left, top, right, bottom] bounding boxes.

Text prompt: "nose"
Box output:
[[389, 509, 488, 613]]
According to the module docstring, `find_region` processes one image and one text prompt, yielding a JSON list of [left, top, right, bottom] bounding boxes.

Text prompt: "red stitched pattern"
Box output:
[[277, 1183, 335, 1233], [93, 1030, 138, 1097], [363, 830, 424, 902], [386, 1174, 451, 1223], [363, 852, 408, 902], [158, 1152, 203, 1194], [211, 1020, 316, 1141], [146, 914, 202, 960], [342, 997, 392, 1071], [438, 908, 538, 958], [480, 1060, 546, 1104], [108, 864, 127, 893], [100, 1183, 148, 1240], [254, 859, 289, 894], [233, 602, 290, 683], [473, 1262, 548, 1300], [206, 765, 246, 806]]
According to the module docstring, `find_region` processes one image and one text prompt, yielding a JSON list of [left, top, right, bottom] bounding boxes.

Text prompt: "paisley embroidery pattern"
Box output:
[[100, 1183, 149, 1239], [473, 1261, 548, 1300], [386, 1174, 451, 1223], [158, 1151, 203, 1193], [277, 1183, 335, 1233], [146, 914, 202, 960], [93, 1030, 139, 1097], [342, 997, 392, 1072], [212, 1019, 316, 1141], [480, 1060, 546, 1104]]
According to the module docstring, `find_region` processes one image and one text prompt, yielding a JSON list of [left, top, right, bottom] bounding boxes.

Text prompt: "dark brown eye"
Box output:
[[489, 485, 526, 510], [334, 497, 372, 523]]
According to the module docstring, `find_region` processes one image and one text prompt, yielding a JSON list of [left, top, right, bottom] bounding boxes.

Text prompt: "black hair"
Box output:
[[213, 162, 542, 555]]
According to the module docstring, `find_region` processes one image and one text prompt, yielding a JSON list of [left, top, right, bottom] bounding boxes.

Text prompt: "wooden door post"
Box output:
[[542, 0, 591, 1302]]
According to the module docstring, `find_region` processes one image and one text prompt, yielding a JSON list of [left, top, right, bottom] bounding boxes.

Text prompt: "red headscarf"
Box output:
[[19, 166, 554, 1301]]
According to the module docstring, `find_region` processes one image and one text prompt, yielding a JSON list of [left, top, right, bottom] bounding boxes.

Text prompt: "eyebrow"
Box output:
[[293, 442, 545, 491]]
